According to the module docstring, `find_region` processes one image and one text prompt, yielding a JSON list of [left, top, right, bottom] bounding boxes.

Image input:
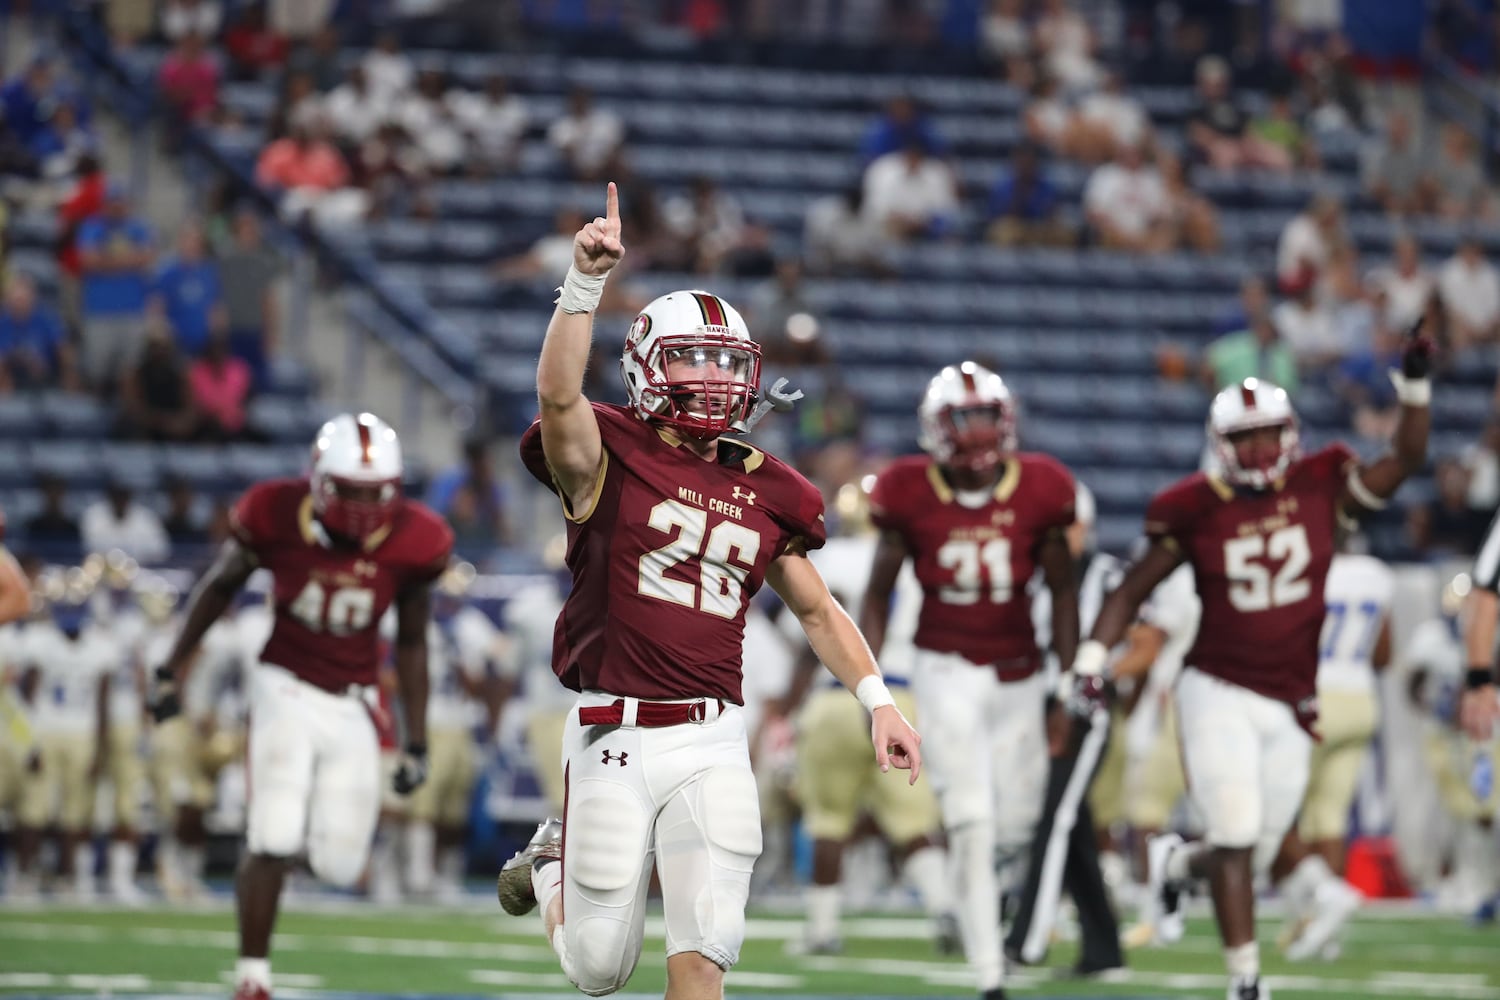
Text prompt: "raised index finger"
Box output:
[[605, 181, 619, 227]]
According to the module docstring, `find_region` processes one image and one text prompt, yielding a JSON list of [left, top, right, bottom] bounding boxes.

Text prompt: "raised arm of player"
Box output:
[[537, 182, 625, 518], [1339, 321, 1432, 516], [858, 530, 910, 660], [769, 548, 922, 783], [1073, 541, 1183, 680], [151, 539, 259, 721]]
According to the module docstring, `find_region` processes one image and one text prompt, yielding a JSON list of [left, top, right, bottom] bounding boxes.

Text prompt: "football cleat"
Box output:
[[1144, 833, 1187, 945], [495, 817, 562, 917], [232, 981, 271, 1000], [934, 912, 962, 956], [1228, 973, 1270, 999], [1283, 879, 1359, 961]]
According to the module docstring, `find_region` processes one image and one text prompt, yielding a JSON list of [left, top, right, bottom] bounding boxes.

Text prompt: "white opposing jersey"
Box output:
[[1317, 553, 1394, 695], [783, 535, 921, 681], [21, 624, 119, 734], [741, 604, 794, 737], [1140, 563, 1201, 687], [1404, 618, 1463, 683], [403, 607, 498, 729], [504, 579, 575, 713]]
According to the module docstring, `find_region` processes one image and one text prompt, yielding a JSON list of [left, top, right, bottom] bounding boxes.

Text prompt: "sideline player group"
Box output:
[[24, 177, 1443, 1000]]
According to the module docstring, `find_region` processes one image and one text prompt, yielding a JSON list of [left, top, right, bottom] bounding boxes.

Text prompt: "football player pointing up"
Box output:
[[1070, 327, 1431, 1000], [496, 182, 920, 1000]]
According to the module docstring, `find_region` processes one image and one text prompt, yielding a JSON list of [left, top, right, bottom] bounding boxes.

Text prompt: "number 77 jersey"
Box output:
[[868, 453, 1076, 672], [1144, 443, 1355, 708]]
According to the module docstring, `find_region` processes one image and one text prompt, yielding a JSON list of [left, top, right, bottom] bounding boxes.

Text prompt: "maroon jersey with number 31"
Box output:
[[520, 403, 825, 705], [1144, 443, 1355, 706], [230, 479, 453, 691], [868, 453, 1075, 672]]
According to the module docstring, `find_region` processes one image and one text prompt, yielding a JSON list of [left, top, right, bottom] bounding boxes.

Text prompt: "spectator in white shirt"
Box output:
[[493, 208, 583, 280], [1073, 70, 1150, 162], [396, 70, 466, 175], [665, 176, 750, 272], [981, 0, 1031, 71], [1439, 236, 1500, 350], [1272, 264, 1343, 368], [1365, 232, 1433, 333], [1083, 140, 1170, 252], [803, 186, 892, 277], [322, 67, 390, 145], [162, 0, 223, 41], [81, 483, 170, 564], [1276, 192, 1344, 291], [1034, 0, 1099, 91], [448, 74, 529, 173], [361, 31, 414, 103], [548, 86, 625, 181], [862, 142, 960, 242]]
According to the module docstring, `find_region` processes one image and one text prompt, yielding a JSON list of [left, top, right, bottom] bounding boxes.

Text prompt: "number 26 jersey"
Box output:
[[1144, 443, 1354, 707], [230, 479, 453, 691], [520, 403, 825, 706]]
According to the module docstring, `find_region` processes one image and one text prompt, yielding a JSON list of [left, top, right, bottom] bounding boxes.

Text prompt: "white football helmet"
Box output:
[[1207, 378, 1300, 490], [309, 412, 404, 542], [620, 289, 761, 439], [917, 361, 1017, 474]]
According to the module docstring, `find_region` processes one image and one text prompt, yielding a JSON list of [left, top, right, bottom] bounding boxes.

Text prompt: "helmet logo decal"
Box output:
[[628, 312, 652, 344], [356, 415, 375, 466], [1240, 382, 1258, 408], [692, 292, 727, 328]]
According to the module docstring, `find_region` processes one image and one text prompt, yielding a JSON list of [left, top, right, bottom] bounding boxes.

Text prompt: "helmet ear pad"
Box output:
[[620, 291, 761, 439]]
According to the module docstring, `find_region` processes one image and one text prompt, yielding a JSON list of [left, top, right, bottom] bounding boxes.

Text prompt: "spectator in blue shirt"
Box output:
[[425, 437, 510, 554], [986, 143, 1071, 247], [1, 52, 57, 147], [860, 96, 947, 165], [0, 273, 74, 390], [151, 219, 226, 357], [77, 183, 154, 391]]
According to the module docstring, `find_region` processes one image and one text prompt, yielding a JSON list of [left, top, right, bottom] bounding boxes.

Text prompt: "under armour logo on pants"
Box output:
[[602, 750, 629, 766]]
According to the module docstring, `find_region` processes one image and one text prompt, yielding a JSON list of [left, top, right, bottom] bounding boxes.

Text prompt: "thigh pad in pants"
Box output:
[[563, 778, 654, 996]]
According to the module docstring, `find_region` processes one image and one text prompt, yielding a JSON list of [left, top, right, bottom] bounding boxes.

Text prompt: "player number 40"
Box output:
[[638, 500, 761, 618], [1223, 524, 1311, 613], [289, 580, 376, 635]]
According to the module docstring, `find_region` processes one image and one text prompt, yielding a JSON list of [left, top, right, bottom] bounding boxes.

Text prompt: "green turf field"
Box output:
[[0, 901, 1495, 999]]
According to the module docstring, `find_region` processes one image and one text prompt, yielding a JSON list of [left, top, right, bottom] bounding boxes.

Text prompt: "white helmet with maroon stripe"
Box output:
[[918, 361, 1017, 475], [620, 289, 762, 440], [310, 412, 404, 543], [1207, 378, 1301, 490]]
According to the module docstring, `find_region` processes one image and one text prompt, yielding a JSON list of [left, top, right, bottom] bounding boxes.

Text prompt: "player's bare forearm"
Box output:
[[394, 584, 434, 747], [1087, 541, 1180, 654], [1111, 623, 1167, 682], [1466, 588, 1499, 680], [1350, 406, 1429, 509], [1373, 618, 1393, 671], [1039, 532, 1078, 671], [164, 540, 257, 679], [858, 531, 908, 659], [770, 551, 880, 691], [0, 549, 30, 625]]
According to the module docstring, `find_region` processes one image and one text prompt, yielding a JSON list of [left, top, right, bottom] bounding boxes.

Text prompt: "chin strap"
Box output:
[[742, 377, 803, 432]]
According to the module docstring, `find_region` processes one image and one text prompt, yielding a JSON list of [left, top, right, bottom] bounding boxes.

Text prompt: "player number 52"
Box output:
[[638, 499, 760, 618], [1223, 524, 1311, 613]]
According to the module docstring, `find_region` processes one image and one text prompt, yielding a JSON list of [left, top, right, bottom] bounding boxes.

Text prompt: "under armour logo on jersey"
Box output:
[[354, 559, 378, 578], [601, 750, 629, 767], [731, 486, 756, 506]]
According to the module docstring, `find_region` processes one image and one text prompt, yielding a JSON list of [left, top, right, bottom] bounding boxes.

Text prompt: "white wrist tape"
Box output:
[[1345, 467, 1388, 511], [1388, 371, 1431, 407], [555, 265, 607, 315], [1073, 639, 1109, 678], [855, 674, 896, 714]]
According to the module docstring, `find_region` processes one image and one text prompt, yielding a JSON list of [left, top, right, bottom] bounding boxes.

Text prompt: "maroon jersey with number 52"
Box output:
[[1144, 443, 1355, 706], [519, 403, 825, 704], [868, 454, 1075, 672], [230, 479, 453, 691]]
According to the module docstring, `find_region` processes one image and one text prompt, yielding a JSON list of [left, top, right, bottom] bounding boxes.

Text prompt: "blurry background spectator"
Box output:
[[862, 142, 959, 242], [1276, 192, 1345, 291], [448, 73, 528, 174], [1429, 123, 1491, 222], [223, 2, 288, 80], [860, 96, 947, 165], [1272, 263, 1341, 369], [161, 0, 222, 42], [803, 186, 891, 277], [81, 480, 170, 563], [1363, 110, 1425, 216], [1438, 235, 1500, 352], [425, 438, 510, 553], [25, 475, 81, 557], [255, 120, 366, 227], [77, 183, 154, 392], [162, 477, 209, 551], [151, 219, 226, 357], [188, 331, 253, 440], [1366, 232, 1433, 335], [1084, 140, 1170, 252], [987, 142, 1070, 247], [119, 326, 198, 442], [548, 86, 624, 181], [216, 208, 280, 387], [0, 272, 74, 392], [1202, 282, 1299, 394], [157, 33, 221, 126]]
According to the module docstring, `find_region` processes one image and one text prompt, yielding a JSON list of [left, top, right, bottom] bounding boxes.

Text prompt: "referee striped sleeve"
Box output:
[[1474, 509, 1500, 593]]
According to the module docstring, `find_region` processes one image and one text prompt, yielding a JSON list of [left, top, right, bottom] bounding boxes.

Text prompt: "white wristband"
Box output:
[[855, 674, 896, 714], [1388, 371, 1431, 407], [556, 265, 607, 315], [1073, 639, 1109, 678]]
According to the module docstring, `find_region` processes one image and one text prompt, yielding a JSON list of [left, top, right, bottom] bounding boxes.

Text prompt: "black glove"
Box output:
[[1067, 673, 1111, 719], [1401, 317, 1435, 380], [392, 743, 429, 795], [149, 665, 182, 724]]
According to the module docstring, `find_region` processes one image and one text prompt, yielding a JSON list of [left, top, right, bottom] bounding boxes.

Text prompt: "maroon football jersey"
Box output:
[[1144, 444, 1355, 706], [230, 479, 453, 690], [520, 403, 825, 704], [869, 453, 1075, 672]]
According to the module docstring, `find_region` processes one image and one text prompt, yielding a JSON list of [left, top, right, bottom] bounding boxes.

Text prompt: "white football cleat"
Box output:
[[1144, 833, 1186, 945], [1283, 879, 1360, 961]]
